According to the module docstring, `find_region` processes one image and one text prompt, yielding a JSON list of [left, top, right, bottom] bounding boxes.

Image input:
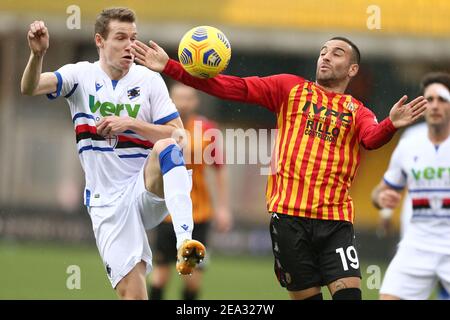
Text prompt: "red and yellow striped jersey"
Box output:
[[266, 80, 362, 222], [164, 60, 397, 223]]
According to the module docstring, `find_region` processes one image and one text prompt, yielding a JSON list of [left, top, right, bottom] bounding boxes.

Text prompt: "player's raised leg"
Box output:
[[145, 137, 206, 275]]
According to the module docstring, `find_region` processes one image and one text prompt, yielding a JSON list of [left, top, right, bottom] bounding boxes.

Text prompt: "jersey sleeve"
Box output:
[[355, 105, 397, 150], [163, 59, 290, 113], [383, 141, 407, 190], [149, 73, 180, 124], [46, 63, 80, 100], [243, 75, 286, 113]]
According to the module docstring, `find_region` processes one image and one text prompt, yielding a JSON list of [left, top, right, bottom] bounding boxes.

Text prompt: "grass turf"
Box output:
[[0, 242, 383, 300]]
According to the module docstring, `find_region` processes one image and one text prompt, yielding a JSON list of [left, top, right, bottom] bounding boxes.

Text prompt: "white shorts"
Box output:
[[380, 244, 450, 299], [88, 165, 171, 289]]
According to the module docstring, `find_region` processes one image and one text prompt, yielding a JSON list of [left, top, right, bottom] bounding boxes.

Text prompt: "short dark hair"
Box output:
[[329, 36, 361, 65], [95, 7, 136, 39], [420, 72, 450, 94]]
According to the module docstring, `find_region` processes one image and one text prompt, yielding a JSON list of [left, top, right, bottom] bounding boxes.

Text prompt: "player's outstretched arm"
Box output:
[[21, 21, 57, 96], [357, 95, 428, 150], [131, 40, 282, 111], [131, 40, 248, 101], [389, 95, 428, 129]]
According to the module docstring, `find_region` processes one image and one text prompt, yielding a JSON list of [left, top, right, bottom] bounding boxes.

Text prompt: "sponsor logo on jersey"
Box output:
[[302, 102, 353, 144], [302, 102, 353, 124], [411, 166, 450, 181], [89, 95, 140, 118]]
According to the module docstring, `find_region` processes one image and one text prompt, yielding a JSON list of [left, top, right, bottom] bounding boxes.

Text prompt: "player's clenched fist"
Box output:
[[377, 189, 401, 209], [27, 20, 49, 56]]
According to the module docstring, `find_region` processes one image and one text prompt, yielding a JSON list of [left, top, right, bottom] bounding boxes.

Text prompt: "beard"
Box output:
[[316, 70, 338, 87]]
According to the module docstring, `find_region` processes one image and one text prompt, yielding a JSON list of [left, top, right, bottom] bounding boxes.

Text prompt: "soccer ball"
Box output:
[[178, 26, 231, 78]]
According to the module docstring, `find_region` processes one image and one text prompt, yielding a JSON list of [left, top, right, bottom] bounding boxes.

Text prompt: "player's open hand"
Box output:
[[27, 21, 49, 57], [96, 116, 133, 137], [389, 95, 428, 128], [131, 40, 169, 72]]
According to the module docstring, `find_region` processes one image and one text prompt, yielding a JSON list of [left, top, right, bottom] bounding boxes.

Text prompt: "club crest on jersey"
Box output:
[[127, 87, 140, 100], [105, 135, 118, 148], [430, 196, 443, 211], [347, 102, 356, 112]]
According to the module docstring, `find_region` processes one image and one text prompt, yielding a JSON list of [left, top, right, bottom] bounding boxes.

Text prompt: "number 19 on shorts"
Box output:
[[336, 246, 359, 271]]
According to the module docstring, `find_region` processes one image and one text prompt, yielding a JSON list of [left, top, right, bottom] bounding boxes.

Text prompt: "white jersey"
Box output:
[[384, 130, 450, 254], [398, 122, 427, 238], [48, 61, 179, 207]]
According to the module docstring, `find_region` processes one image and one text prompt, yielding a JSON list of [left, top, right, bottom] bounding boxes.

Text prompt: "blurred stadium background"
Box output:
[[0, 0, 449, 299]]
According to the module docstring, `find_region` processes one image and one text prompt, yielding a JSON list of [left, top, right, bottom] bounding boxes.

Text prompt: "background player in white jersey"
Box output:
[[376, 122, 450, 299], [372, 72, 450, 300], [375, 122, 426, 238], [20, 7, 205, 300]]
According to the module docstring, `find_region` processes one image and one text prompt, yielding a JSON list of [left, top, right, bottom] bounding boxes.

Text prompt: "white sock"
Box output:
[[163, 166, 193, 249]]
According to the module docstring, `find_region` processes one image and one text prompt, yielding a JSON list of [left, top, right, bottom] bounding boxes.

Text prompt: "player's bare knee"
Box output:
[[328, 277, 361, 300], [115, 262, 148, 300], [153, 138, 178, 155], [116, 281, 147, 300], [328, 277, 360, 293], [144, 151, 164, 197]]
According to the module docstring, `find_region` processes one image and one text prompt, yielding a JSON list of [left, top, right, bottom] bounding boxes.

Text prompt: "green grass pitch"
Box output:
[[0, 242, 383, 300]]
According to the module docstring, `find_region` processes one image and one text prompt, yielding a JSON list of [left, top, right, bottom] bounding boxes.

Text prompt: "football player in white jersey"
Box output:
[[20, 7, 205, 300], [376, 122, 427, 238], [376, 122, 450, 299], [372, 72, 450, 300]]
